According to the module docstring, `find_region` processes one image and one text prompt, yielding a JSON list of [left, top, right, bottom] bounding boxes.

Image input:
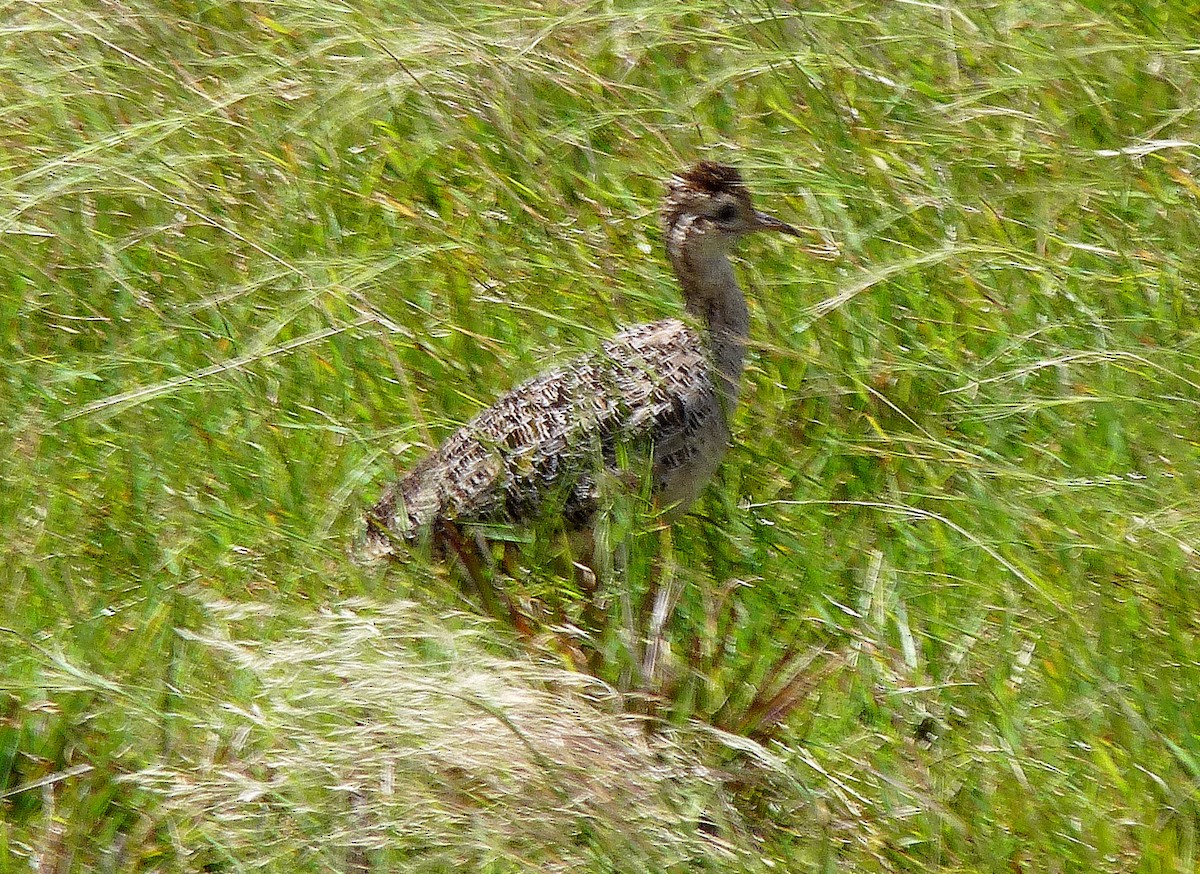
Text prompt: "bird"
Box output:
[[362, 162, 799, 571]]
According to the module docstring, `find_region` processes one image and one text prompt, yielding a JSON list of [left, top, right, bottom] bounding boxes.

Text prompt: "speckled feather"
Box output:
[[362, 163, 795, 559], [364, 319, 721, 552]]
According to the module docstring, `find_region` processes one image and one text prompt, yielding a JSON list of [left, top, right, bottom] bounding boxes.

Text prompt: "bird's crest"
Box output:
[[675, 161, 746, 195]]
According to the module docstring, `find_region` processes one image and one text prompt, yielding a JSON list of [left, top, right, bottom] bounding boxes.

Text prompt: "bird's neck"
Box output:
[[674, 247, 749, 414]]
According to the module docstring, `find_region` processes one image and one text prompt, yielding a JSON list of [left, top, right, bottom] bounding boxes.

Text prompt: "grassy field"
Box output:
[[3, 0, 1200, 870]]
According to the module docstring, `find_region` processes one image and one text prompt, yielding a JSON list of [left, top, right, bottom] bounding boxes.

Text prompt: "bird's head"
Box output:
[[660, 162, 800, 264]]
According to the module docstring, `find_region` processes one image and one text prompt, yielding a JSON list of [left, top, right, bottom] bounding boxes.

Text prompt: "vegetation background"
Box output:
[[2, 0, 1199, 870]]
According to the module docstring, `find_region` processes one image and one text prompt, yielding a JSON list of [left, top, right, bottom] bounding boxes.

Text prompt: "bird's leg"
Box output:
[[568, 528, 600, 609], [577, 508, 647, 687], [607, 536, 643, 685], [625, 499, 685, 696], [437, 520, 490, 602], [502, 540, 522, 578], [560, 528, 609, 675], [437, 521, 531, 634], [640, 522, 681, 688]]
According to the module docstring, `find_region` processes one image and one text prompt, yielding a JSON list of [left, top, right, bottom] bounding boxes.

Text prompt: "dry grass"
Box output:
[[125, 597, 758, 872]]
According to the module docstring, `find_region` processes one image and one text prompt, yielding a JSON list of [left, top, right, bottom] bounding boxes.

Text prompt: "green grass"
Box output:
[[3, 0, 1200, 870]]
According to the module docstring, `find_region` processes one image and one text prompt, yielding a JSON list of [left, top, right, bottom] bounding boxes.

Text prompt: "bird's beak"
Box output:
[[752, 210, 802, 236]]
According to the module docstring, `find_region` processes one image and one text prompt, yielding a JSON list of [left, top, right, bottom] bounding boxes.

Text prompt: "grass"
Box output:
[[2, 0, 1200, 870]]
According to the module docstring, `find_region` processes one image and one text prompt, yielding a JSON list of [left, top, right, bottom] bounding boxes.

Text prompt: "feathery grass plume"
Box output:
[[128, 596, 773, 872]]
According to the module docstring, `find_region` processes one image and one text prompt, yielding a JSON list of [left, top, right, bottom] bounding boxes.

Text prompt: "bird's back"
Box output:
[[363, 318, 726, 557]]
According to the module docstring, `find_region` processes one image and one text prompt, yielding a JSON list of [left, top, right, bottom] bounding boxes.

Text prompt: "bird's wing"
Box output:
[[367, 319, 716, 544]]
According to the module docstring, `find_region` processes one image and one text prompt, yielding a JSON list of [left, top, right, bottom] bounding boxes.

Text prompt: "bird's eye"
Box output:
[[714, 203, 738, 223]]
